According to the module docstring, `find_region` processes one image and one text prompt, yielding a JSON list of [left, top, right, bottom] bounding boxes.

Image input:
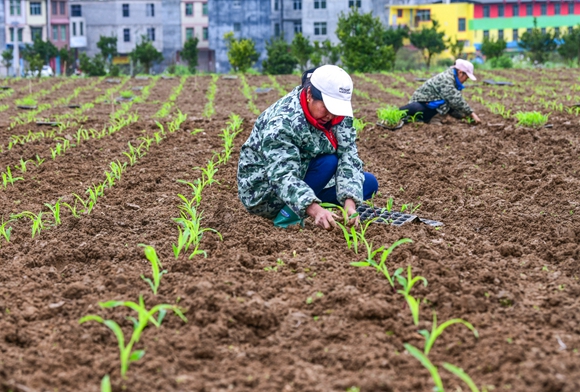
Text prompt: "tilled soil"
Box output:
[[0, 70, 579, 392]]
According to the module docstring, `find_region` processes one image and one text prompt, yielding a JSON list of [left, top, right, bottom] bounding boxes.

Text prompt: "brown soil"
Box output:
[[0, 71, 579, 392]]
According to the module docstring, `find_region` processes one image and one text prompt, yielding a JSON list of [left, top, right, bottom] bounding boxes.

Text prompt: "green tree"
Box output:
[[97, 36, 118, 63], [518, 18, 557, 63], [181, 36, 199, 73], [336, 8, 396, 72], [409, 19, 447, 69], [321, 39, 340, 65], [22, 37, 58, 75], [130, 36, 164, 74], [79, 53, 107, 76], [481, 37, 507, 59], [383, 26, 409, 53], [447, 37, 465, 60], [557, 25, 580, 62], [58, 46, 75, 75], [224, 31, 259, 73], [262, 36, 298, 75], [290, 33, 313, 71], [310, 41, 323, 67], [1, 49, 13, 76]]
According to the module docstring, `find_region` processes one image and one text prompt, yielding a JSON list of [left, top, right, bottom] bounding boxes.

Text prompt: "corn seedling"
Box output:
[[173, 202, 222, 259], [195, 161, 218, 187], [72, 193, 93, 214], [17, 158, 33, 173], [16, 97, 37, 106], [79, 296, 187, 378], [2, 166, 24, 187], [377, 105, 407, 127], [123, 142, 138, 166], [401, 203, 421, 213], [0, 217, 13, 243], [442, 363, 481, 392], [353, 118, 371, 134], [320, 203, 359, 252], [176, 180, 204, 207], [396, 265, 428, 325], [11, 211, 45, 238], [139, 244, 167, 295], [62, 200, 81, 218], [404, 344, 445, 391], [420, 312, 478, 355], [202, 74, 219, 118], [44, 199, 62, 226], [514, 111, 549, 128], [120, 90, 134, 99], [101, 374, 111, 392]]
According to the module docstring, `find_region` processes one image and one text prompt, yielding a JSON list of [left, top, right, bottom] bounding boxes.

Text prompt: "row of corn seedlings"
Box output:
[[172, 114, 244, 259], [239, 74, 261, 115], [322, 205, 481, 391], [81, 244, 187, 388], [267, 75, 287, 97], [154, 76, 187, 118], [354, 73, 406, 99], [202, 74, 219, 118]]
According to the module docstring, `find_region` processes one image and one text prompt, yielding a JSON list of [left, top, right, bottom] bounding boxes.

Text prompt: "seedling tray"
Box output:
[[376, 120, 404, 131], [356, 205, 443, 227], [17, 105, 37, 110], [0, 86, 12, 90], [135, 76, 149, 80], [106, 79, 121, 83], [116, 96, 134, 102], [68, 104, 81, 109], [483, 79, 514, 86], [255, 87, 273, 94], [222, 75, 238, 80], [414, 78, 428, 82], [36, 121, 61, 126]]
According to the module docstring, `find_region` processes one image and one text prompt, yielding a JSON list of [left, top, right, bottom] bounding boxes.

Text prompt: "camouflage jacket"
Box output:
[[237, 87, 365, 219], [410, 68, 473, 117]]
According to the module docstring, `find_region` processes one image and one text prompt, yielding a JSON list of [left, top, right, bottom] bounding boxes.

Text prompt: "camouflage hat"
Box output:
[[310, 65, 354, 117]]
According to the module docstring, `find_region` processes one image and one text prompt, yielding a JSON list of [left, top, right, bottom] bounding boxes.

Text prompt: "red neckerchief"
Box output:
[[299, 89, 343, 149]]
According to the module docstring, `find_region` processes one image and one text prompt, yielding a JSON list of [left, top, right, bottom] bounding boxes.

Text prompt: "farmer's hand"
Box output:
[[344, 198, 359, 227], [306, 202, 338, 230], [471, 112, 481, 123]]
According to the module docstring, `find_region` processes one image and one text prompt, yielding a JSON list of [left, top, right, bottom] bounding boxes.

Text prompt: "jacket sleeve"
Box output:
[[440, 80, 473, 117], [261, 116, 319, 218], [335, 117, 365, 206]]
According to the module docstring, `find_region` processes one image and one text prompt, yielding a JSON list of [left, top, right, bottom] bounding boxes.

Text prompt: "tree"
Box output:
[[557, 25, 580, 62], [262, 36, 298, 75], [290, 33, 313, 72], [21, 37, 58, 75], [383, 26, 409, 53], [224, 31, 259, 73], [1, 50, 13, 76], [79, 53, 107, 76], [310, 41, 323, 67], [409, 19, 447, 69], [130, 36, 164, 74], [97, 35, 118, 70], [58, 46, 75, 75], [336, 8, 396, 72], [448, 38, 465, 60], [518, 18, 557, 63], [481, 37, 507, 59], [181, 37, 199, 73], [321, 39, 340, 65]]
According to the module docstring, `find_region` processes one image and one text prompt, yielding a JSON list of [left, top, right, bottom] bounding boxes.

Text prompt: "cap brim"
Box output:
[[321, 92, 353, 117], [467, 72, 477, 81]]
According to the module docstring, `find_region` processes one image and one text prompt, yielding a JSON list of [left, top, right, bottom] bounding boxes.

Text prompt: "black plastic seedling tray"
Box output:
[[356, 205, 443, 227], [483, 79, 514, 86], [0, 86, 12, 90]]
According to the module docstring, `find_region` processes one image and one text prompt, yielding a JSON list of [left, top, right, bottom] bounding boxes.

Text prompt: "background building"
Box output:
[[49, 0, 69, 50], [180, 0, 213, 71], [0, 1, 5, 54]]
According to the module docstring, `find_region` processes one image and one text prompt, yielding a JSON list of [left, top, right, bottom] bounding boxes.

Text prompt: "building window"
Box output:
[[274, 0, 279, 11], [60, 1, 65, 14], [185, 3, 193, 15], [314, 21, 327, 35], [31, 27, 42, 40], [80, 21, 84, 35], [72, 22, 76, 36], [416, 9, 430, 21], [498, 29, 504, 40], [233, 22, 241, 32], [203, 27, 208, 40], [233, 0, 241, 7], [146, 4, 155, 17], [294, 0, 301, 10], [123, 28, 130, 42], [60, 25, 66, 40], [202, 2, 208, 15], [348, 0, 361, 7], [30, 2, 41, 15], [9, 28, 23, 42], [458, 17, 466, 32], [498, 4, 504, 17], [397, 9, 403, 17], [512, 29, 518, 41], [540, 3, 546, 15], [294, 20, 302, 33], [147, 27, 155, 41], [10, 0, 21, 16], [483, 5, 490, 17], [52, 25, 58, 40], [541, 27, 546, 34], [71, 4, 81, 16], [186, 28, 194, 39], [274, 23, 280, 36], [554, 3, 560, 14], [314, 0, 326, 9], [569, 2, 575, 14], [483, 30, 489, 40], [122, 4, 129, 17], [52, 1, 57, 15], [526, 4, 532, 16], [512, 4, 519, 16]]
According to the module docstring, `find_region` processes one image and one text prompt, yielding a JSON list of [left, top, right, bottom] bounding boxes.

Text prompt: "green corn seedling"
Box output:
[[442, 363, 481, 392], [139, 244, 167, 295], [123, 142, 138, 166], [79, 296, 187, 378], [2, 166, 24, 187], [353, 118, 370, 134], [514, 111, 549, 128], [320, 203, 359, 252], [120, 90, 134, 99], [396, 265, 428, 325], [177, 180, 204, 207], [420, 312, 478, 355], [376, 105, 407, 127], [17, 158, 32, 173], [0, 217, 13, 243], [101, 374, 111, 392], [62, 200, 81, 218], [404, 343, 445, 391], [172, 224, 191, 259], [11, 211, 45, 238], [44, 199, 62, 226]]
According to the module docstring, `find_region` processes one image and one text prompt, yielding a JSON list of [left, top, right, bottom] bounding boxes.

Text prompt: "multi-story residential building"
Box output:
[[49, 0, 69, 49], [0, 1, 5, 54], [162, 0, 182, 66], [391, 0, 580, 58], [26, 0, 48, 41], [181, 0, 213, 71]]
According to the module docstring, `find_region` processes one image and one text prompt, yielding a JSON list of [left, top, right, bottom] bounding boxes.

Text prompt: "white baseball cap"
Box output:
[[310, 65, 354, 118], [453, 59, 477, 81]]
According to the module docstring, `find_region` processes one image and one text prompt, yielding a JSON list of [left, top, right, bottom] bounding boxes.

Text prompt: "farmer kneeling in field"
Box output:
[[237, 65, 378, 230], [400, 59, 481, 125]]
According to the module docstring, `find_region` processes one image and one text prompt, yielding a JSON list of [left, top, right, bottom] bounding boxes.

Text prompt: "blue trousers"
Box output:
[[303, 154, 378, 204]]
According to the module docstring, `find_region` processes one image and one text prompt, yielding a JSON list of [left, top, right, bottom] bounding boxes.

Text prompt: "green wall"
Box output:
[[469, 15, 580, 30]]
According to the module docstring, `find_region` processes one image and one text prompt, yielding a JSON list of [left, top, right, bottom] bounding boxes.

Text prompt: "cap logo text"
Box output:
[[339, 87, 351, 94]]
